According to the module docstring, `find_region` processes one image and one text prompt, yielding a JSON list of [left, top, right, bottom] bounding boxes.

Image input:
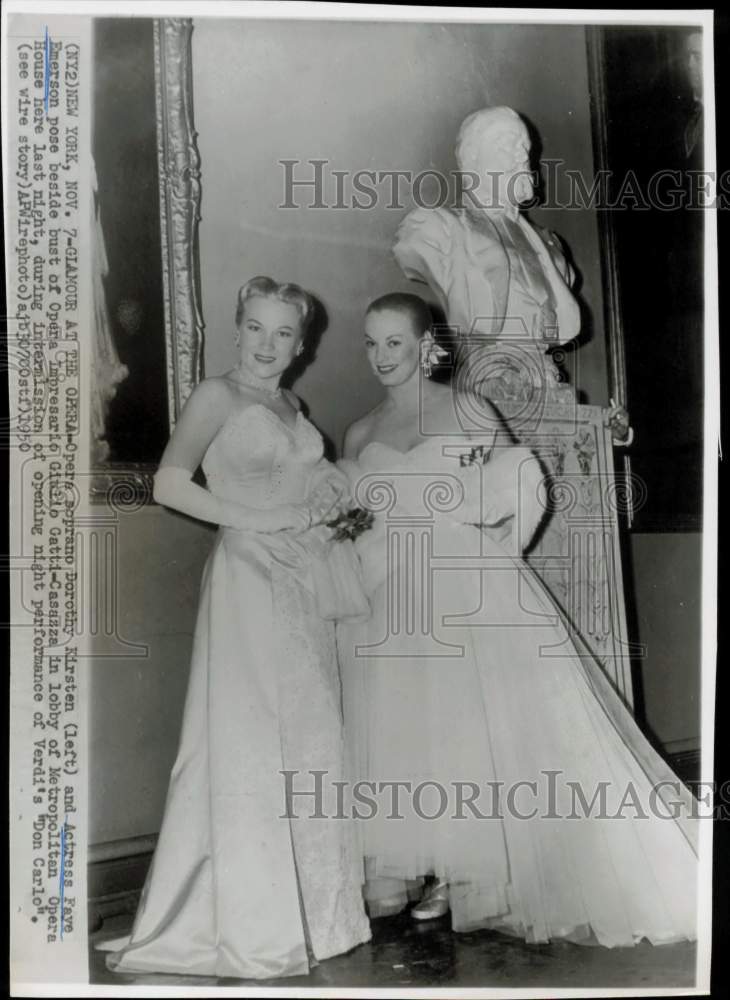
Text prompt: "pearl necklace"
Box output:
[[231, 363, 282, 398]]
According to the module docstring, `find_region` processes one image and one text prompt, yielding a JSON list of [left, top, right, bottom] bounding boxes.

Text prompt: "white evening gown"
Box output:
[[337, 436, 698, 947], [99, 404, 371, 979]]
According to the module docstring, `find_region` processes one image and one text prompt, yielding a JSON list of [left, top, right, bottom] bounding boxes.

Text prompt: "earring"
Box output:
[[420, 338, 448, 378], [420, 342, 433, 378], [234, 329, 241, 347], [296, 345, 304, 357]]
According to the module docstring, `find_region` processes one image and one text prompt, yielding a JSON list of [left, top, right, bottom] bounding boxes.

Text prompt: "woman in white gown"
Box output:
[[99, 277, 371, 979], [337, 292, 698, 947]]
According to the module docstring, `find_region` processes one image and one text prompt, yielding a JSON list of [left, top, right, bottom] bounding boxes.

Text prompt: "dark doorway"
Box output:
[[597, 26, 704, 532], [93, 19, 169, 466]]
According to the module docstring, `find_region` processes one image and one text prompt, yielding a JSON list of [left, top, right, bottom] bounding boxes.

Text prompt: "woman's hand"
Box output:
[[310, 483, 349, 525], [307, 468, 352, 525]]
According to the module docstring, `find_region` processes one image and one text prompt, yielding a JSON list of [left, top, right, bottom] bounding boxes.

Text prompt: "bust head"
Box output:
[[455, 106, 534, 212]]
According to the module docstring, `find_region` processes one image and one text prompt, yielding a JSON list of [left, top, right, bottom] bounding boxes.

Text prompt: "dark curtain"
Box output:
[[93, 19, 169, 465], [600, 26, 704, 531]]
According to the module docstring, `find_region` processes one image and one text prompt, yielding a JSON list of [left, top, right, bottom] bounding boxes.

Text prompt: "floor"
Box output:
[[90, 909, 697, 990]]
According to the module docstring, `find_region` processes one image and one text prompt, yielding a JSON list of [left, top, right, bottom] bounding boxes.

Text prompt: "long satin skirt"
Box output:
[[99, 527, 371, 979]]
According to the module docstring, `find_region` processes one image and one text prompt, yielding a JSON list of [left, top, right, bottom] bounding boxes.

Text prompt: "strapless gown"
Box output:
[[99, 403, 371, 979], [337, 436, 698, 947]]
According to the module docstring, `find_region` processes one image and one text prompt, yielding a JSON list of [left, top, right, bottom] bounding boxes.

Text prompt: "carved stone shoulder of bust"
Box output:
[[394, 206, 456, 258], [392, 207, 458, 297], [393, 206, 508, 285]]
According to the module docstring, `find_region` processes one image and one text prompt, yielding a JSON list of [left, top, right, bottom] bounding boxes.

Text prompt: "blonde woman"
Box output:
[[100, 277, 370, 979]]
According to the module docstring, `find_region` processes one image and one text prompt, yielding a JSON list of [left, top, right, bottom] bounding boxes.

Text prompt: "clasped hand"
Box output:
[[244, 470, 350, 535]]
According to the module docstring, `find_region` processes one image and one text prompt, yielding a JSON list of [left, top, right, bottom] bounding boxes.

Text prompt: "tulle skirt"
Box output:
[[338, 521, 698, 947]]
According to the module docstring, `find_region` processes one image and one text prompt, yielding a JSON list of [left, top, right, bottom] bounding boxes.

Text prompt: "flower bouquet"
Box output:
[[324, 506, 375, 542], [305, 484, 374, 623]]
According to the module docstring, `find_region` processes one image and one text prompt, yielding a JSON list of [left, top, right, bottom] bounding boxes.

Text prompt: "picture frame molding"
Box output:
[[91, 17, 204, 504]]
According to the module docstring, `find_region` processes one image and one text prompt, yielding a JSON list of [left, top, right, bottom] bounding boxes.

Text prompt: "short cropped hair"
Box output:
[[365, 292, 432, 338], [235, 276, 314, 332]]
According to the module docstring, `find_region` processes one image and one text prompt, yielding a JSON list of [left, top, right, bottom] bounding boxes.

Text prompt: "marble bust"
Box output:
[[393, 106, 580, 410]]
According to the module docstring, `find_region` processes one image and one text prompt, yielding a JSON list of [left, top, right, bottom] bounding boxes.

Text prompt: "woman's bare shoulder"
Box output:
[[425, 381, 463, 420], [281, 388, 302, 411], [181, 375, 260, 425], [182, 376, 237, 411], [202, 373, 279, 406], [349, 400, 388, 434], [343, 404, 385, 457]]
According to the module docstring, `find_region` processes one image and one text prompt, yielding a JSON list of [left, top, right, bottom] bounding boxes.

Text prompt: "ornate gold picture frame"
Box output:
[[90, 17, 203, 501]]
